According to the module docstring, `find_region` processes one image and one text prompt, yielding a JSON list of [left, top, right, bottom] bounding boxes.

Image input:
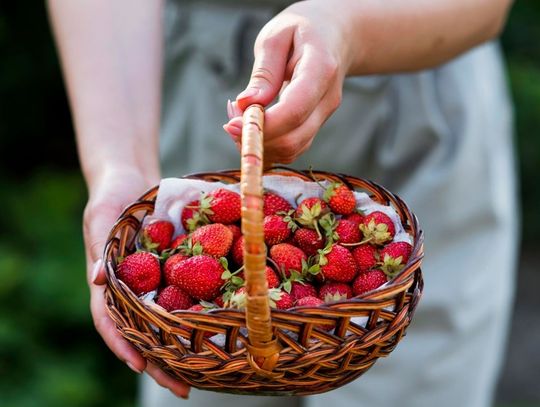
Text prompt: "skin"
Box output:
[[48, 0, 512, 398]]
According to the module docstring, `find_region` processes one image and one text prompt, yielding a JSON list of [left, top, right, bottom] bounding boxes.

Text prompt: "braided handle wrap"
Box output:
[[241, 105, 282, 377]]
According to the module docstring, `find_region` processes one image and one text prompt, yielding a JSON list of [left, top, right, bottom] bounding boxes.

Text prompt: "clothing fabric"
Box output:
[[142, 1, 519, 406]]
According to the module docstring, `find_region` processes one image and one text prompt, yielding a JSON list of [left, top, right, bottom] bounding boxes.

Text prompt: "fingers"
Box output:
[[90, 265, 147, 373], [146, 362, 191, 399], [236, 25, 295, 110], [263, 46, 339, 140], [264, 86, 341, 164]]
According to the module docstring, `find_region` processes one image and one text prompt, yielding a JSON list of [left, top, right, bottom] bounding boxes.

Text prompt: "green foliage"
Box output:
[[0, 172, 136, 407]]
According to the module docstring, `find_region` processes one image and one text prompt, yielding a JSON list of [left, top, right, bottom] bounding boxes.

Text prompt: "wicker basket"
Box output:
[[104, 105, 424, 396]]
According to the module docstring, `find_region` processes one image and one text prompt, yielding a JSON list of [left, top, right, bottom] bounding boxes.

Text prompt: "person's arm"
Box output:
[[224, 0, 513, 164], [47, 0, 190, 398]]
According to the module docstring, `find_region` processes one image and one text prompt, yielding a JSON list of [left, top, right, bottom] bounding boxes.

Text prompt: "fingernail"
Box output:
[[223, 124, 242, 138], [91, 259, 102, 284], [127, 361, 143, 374], [230, 100, 242, 117], [236, 88, 259, 101], [227, 99, 233, 119]]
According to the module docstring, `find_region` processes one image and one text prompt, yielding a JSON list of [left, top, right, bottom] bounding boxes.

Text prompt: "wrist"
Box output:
[[86, 163, 160, 200]]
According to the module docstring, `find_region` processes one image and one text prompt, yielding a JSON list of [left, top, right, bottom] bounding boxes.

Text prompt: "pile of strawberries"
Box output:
[[116, 183, 413, 316]]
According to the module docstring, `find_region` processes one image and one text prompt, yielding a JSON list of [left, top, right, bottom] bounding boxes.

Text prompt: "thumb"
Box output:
[[236, 27, 294, 110]]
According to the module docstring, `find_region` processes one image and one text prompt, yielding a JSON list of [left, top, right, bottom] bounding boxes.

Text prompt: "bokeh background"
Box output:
[[0, 2, 538, 407]]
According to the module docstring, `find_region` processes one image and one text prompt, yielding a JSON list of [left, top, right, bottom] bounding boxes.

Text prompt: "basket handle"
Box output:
[[240, 105, 281, 376]]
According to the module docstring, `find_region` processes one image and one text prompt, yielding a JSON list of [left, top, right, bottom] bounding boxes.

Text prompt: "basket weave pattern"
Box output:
[[104, 105, 424, 395]]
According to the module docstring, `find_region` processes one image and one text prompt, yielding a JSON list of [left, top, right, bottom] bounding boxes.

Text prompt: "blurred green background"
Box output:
[[0, 2, 539, 407]]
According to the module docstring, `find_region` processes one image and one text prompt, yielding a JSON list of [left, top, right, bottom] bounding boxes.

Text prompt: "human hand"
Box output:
[[223, 0, 354, 164], [84, 167, 191, 399]]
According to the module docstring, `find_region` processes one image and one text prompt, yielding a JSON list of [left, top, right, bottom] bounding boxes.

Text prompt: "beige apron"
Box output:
[[143, 2, 519, 406]]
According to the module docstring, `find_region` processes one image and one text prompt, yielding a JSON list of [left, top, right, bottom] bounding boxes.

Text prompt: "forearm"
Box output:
[[343, 0, 512, 75], [47, 0, 163, 193]]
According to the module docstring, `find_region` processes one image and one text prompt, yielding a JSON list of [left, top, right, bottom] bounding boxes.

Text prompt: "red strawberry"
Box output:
[[201, 188, 241, 224], [335, 219, 361, 244], [163, 253, 190, 285], [226, 224, 242, 241], [264, 215, 292, 245], [290, 282, 318, 302], [323, 183, 356, 215], [141, 220, 174, 252], [352, 244, 379, 272], [380, 241, 413, 276], [156, 285, 194, 311], [263, 192, 292, 216], [166, 255, 224, 300], [241, 266, 280, 289], [189, 304, 205, 312], [181, 200, 207, 232], [231, 235, 244, 265], [226, 286, 248, 309], [353, 270, 388, 296], [318, 244, 357, 283], [318, 282, 352, 302], [214, 295, 225, 308], [293, 228, 325, 257], [117, 252, 161, 296], [295, 198, 329, 236], [360, 211, 395, 245], [270, 290, 294, 310], [269, 243, 307, 278], [191, 223, 233, 258], [169, 234, 188, 250], [296, 296, 324, 307], [344, 212, 364, 227]]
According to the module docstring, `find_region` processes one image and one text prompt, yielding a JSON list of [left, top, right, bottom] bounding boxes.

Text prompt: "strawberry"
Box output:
[[163, 253, 190, 285], [226, 224, 242, 241], [335, 219, 361, 244], [264, 214, 294, 246], [231, 235, 244, 266], [181, 200, 207, 232], [141, 220, 174, 252], [226, 286, 248, 309], [156, 285, 194, 311], [189, 304, 205, 312], [214, 295, 225, 308], [269, 243, 307, 278], [380, 241, 413, 276], [263, 192, 292, 216], [200, 188, 241, 224], [240, 266, 280, 289], [352, 244, 379, 272], [352, 270, 387, 296], [318, 282, 352, 302], [360, 211, 395, 245], [117, 252, 161, 296], [269, 290, 294, 310], [293, 228, 325, 257], [343, 212, 364, 227], [190, 223, 233, 258], [318, 244, 357, 283], [169, 234, 188, 250], [295, 296, 324, 307], [290, 282, 318, 302], [165, 255, 224, 300], [295, 197, 328, 238], [323, 183, 356, 215]]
